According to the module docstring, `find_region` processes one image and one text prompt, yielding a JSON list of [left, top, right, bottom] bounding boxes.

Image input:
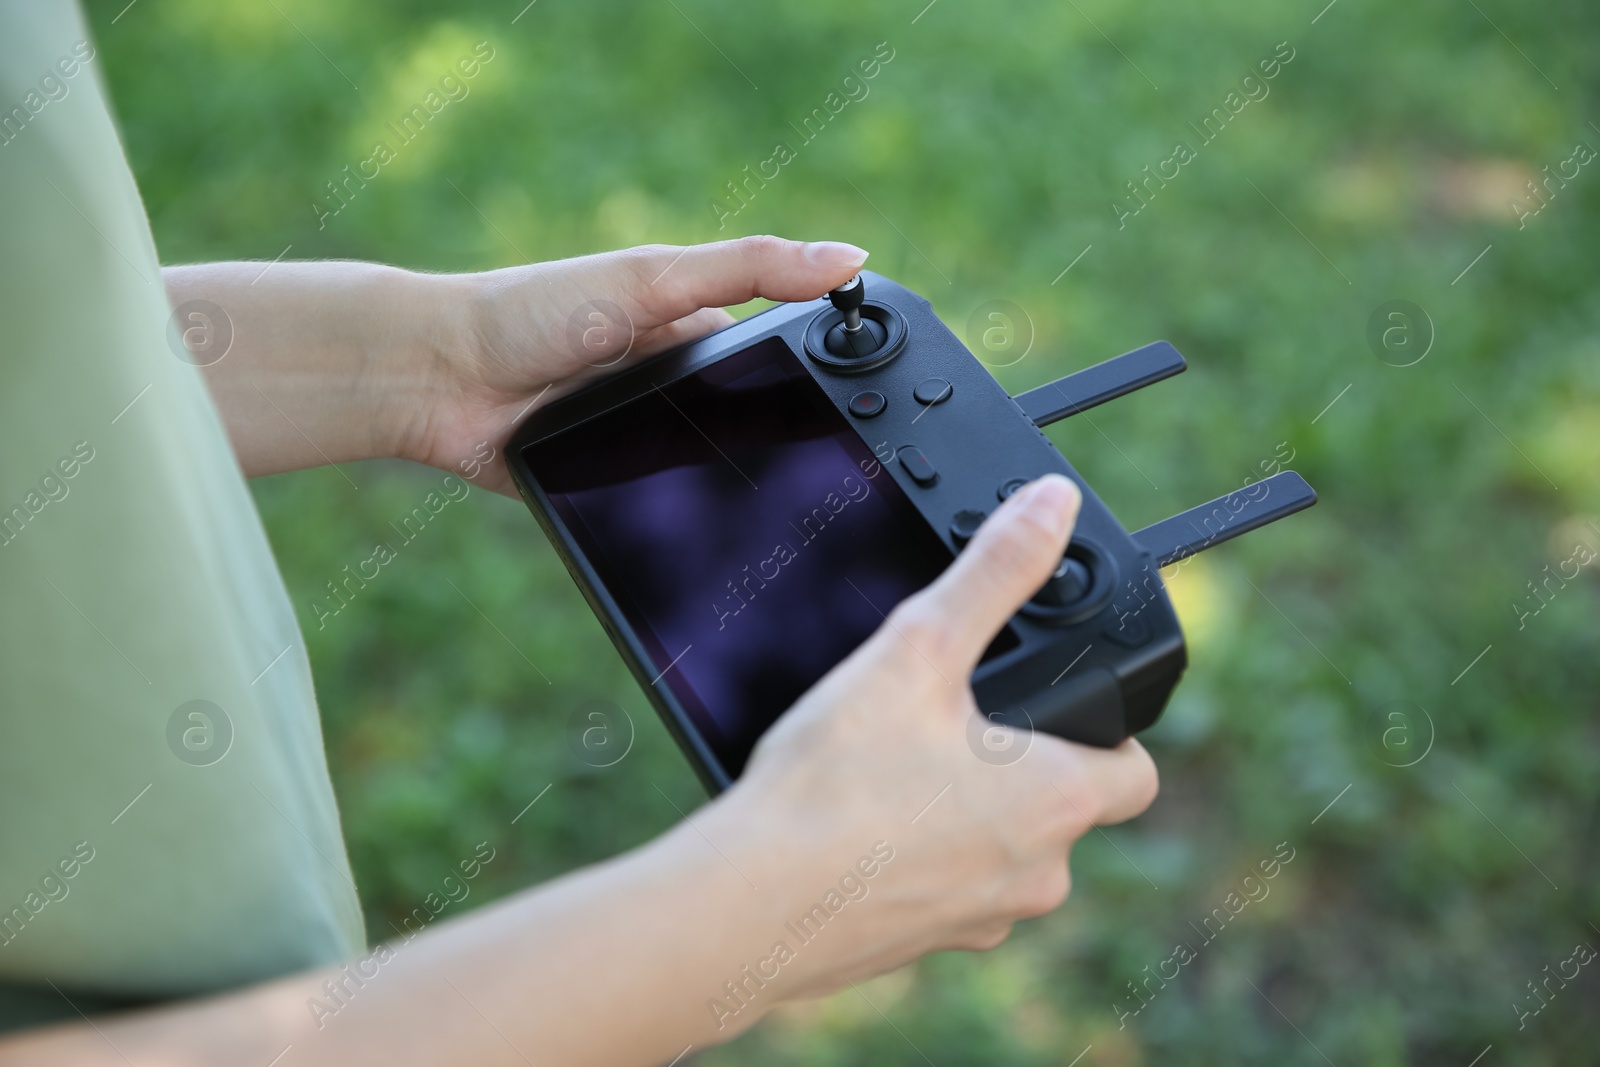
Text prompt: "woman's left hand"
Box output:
[[415, 235, 870, 493], [165, 235, 868, 494]]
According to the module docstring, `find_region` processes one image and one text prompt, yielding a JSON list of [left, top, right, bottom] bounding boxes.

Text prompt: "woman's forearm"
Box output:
[[0, 809, 816, 1067], [162, 262, 468, 478]]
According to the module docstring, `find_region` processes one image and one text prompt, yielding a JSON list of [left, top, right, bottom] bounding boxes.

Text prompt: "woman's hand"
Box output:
[[695, 473, 1160, 1006], [165, 236, 869, 493], [6, 475, 1159, 1067], [411, 235, 871, 493]]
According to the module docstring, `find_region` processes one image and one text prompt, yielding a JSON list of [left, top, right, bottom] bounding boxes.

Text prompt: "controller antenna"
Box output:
[[828, 274, 865, 335]]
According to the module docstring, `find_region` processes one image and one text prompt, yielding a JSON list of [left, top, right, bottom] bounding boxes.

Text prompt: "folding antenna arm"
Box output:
[[1013, 340, 1187, 427], [1011, 340, 1315, 564], [1131, 471, 1317, 568]]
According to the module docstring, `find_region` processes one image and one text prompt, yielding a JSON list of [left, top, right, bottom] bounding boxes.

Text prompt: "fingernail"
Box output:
[[1015, 475, 1081, 531], [804, 241, 870, 268]]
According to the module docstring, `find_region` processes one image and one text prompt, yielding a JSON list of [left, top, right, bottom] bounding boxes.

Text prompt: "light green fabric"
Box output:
[[0, 0, 364, 1024]]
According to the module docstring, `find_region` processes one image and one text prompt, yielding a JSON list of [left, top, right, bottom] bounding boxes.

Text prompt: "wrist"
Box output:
[[378, 267, 482, 469], [685, 782, 882, 1005], [585, 804, 803, 1045]]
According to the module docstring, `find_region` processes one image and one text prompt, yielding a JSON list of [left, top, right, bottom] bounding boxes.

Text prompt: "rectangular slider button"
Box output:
[[897, 445, 938, 486]]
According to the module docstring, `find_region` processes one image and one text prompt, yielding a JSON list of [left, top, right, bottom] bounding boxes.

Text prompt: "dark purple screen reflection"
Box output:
[[525, 337, 962, 776]]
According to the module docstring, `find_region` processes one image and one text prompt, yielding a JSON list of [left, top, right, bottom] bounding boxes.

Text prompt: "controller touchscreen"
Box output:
[[524, 335, 987, 776]]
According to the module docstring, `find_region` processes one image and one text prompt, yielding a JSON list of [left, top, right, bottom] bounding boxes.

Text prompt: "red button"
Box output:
[[897, 445, 937, 486], [848, 391, 887, 418]]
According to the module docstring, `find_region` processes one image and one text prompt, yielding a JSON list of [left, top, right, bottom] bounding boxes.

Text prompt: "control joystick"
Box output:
[[1034, 554, 1092, 607], [824, 275, 887, 359], [1022, 540, 1115, 624]]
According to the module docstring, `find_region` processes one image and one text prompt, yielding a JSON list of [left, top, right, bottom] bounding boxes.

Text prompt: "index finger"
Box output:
[[625, 235, 869, 323], [1038, 736, 1160, 828]]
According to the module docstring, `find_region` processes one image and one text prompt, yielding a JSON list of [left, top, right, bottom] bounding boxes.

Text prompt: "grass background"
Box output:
[[88, 0, 1599, 1062]]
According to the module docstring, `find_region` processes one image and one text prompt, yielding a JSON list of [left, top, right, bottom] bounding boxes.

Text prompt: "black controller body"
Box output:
[[506, 272, 1314, 793]]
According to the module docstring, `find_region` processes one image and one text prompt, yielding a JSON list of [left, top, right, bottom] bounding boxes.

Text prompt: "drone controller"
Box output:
[[507, 272, 1316, 792]]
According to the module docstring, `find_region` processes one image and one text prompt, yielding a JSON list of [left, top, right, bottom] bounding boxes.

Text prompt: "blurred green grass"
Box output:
[[89, 0, 1599, 1062]]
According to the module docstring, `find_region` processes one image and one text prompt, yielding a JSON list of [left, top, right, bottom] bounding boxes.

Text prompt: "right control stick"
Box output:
[[1033, 553, 1093, 608]]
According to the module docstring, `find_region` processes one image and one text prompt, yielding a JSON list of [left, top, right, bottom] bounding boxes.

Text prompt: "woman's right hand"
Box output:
[[4, 474, 1160, 1067], [702, 474, 1160, 1003]]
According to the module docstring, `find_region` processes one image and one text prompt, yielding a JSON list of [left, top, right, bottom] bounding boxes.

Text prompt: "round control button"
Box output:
[[914, 377, 954, 405], [997, 477, 1029, 501], [848, 390, 887, 418], [949, 508, 987, 546]]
